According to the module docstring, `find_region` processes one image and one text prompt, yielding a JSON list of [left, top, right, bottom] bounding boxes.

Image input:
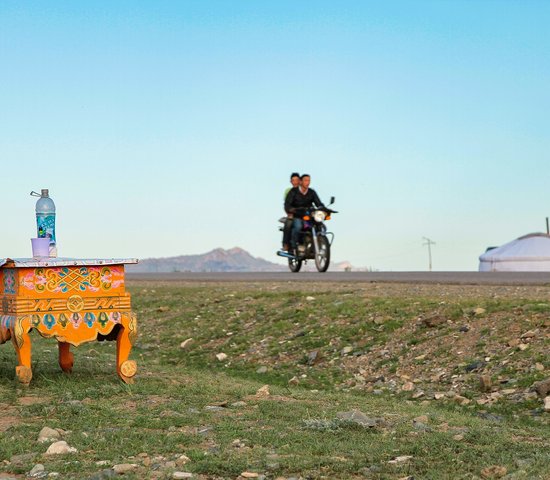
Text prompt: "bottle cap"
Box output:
[[41, 189, 49, 197]]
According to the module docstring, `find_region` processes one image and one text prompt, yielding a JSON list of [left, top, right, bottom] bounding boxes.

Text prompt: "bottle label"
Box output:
[[37, 214, 56, 243]]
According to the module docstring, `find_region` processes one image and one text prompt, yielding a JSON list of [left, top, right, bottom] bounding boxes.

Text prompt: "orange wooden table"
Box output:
[[0, 257, 138, 384]]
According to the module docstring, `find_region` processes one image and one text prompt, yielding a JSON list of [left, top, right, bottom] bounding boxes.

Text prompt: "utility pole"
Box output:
[[422, 237, 435, 271]]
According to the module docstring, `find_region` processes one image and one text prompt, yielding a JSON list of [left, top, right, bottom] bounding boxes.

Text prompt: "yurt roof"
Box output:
[[479, 232, 550, 262]]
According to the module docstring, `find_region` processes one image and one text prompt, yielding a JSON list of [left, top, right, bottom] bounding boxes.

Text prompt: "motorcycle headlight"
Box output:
[[313, 210, 327, 222]]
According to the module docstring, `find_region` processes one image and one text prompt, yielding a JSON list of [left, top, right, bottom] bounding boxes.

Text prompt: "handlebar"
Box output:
[[318, 206, 338, 214], [291, 207, 338, 216]]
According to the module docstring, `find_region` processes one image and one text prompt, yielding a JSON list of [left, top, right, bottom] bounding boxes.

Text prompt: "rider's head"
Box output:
[[290, 172, 301, 188], [300, 174, 311, 189]]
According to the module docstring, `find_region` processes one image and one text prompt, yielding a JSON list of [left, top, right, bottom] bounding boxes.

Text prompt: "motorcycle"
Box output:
[[277, 197, 338, 273]]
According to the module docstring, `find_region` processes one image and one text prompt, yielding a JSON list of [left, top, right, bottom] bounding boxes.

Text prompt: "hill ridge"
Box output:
[[129, 247, 285, 273]]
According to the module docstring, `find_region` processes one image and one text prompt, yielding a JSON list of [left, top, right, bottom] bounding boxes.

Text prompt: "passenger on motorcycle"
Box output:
[[282, 172, 302, 251], [284, 174, 325, 252]]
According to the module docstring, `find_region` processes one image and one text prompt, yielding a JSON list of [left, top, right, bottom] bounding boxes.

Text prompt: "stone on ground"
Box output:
[[28, 464, 45, 478], [172, 473, 193, 479], [337, 409, 383, 428], [45, 441, 77, 455], [112, 463, 138, 474], [255, 385, 270, 398], [37, 426, 61, 443], [533, 377, 550, 397]]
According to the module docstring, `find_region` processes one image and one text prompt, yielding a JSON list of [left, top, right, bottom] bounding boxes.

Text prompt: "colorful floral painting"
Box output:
[[21, 266, 125, 294], [84, 313, 96, 327], [24, 311, 125, 330], [43, 314, 55, 329], [3, 269, 16, 295], [71, 313, 82, 328]]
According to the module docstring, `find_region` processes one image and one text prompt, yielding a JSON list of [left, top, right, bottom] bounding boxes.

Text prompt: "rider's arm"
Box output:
[[284, 188, 296, 214]]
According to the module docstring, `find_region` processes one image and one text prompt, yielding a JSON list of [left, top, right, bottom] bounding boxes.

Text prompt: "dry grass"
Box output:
[[0, 280, 548, 479]]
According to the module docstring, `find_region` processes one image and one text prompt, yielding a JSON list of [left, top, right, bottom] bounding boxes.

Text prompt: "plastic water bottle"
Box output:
[[31, 189, 57, 257]]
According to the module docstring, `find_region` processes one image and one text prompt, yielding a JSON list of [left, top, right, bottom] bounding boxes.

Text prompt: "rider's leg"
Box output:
[[282, 216, 293, 249], [291, 218, 303, 250]]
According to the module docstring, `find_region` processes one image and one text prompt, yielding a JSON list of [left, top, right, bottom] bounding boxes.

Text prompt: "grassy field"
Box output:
[[0, 281, 549, 479]]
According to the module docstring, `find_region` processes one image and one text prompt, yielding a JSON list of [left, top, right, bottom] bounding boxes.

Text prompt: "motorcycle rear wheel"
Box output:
[[315, 236, 331, 272], [288, 256, 302, 272]]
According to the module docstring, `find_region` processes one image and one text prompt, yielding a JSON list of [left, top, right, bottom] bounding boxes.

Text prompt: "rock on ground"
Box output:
[[388, 455, 413, 464], [112, 463, 138, 474], [37, 426, 61, 443], [255, 385, 270, 398], [45, 441, 77, 455], [175, 454, 190, 466], [337, 409, 384, 428], [28, 464, 45, 478], [533, 377, 550, 397]]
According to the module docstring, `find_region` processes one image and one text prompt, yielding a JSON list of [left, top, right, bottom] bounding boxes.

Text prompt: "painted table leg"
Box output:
[[0, 326, 11, 344], [116, 313, 138, 384], [58, 342, 74, 373], [12, 317, 33, 384]]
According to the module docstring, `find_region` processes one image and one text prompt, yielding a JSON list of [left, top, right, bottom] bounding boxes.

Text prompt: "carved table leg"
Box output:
[[58, 342, 74, 373], [11, 317, 33, 384], [0, 325, 11, 344], [116, 313, 138, 384]]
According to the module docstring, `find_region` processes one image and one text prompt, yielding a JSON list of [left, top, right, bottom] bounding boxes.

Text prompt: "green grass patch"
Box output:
[[0, 282, 548, 479]]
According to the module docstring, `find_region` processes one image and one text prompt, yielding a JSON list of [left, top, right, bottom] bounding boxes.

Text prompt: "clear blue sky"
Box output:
[[1, 1, 549, 270]]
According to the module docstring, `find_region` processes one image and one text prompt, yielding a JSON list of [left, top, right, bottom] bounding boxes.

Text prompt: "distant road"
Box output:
[[127, 271, 550, 285]]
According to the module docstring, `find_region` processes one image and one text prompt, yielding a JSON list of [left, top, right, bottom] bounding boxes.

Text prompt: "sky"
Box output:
[[1, 0, 549, 271]]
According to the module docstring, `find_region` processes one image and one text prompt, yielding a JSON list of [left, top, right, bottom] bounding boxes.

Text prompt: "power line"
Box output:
[[422, 237, 436, 271]]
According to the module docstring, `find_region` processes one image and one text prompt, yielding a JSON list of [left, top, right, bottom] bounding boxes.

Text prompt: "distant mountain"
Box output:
[[128, 247, 355, 273], [128, 247, 286, 273]]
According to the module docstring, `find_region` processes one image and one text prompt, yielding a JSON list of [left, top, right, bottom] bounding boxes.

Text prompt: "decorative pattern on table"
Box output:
[[3, 269, 16, 294], [31, 311, 124, 330], [14, 316, 27, 349], [2, 297, 11, 314], [127, 312, 138, 344], [2, 296, 130, 314], [21, 266, 124, 293], [0, 315, 15, 329]]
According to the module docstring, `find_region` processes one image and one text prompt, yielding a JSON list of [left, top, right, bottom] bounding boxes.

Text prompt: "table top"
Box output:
[[0, 257, 139, 268]]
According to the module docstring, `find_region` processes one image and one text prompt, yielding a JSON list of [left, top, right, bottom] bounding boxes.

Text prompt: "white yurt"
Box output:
[[479, 233, 550, 271]]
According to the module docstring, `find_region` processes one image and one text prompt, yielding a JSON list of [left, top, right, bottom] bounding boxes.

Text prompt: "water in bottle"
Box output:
[[31, 189, 57, 257]]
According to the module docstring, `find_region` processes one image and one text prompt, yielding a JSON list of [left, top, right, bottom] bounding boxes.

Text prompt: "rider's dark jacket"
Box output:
[[285, 187, 324, 215]]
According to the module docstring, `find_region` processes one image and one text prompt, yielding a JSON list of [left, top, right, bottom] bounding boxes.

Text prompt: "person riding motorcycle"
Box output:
[[284, 174, 325, 253], [282, 172, 301, 251]]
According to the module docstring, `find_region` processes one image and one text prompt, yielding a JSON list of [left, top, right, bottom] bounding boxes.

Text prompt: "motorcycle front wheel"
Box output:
[[315, 236, 331, 272], [288, 256, 302, 272]]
